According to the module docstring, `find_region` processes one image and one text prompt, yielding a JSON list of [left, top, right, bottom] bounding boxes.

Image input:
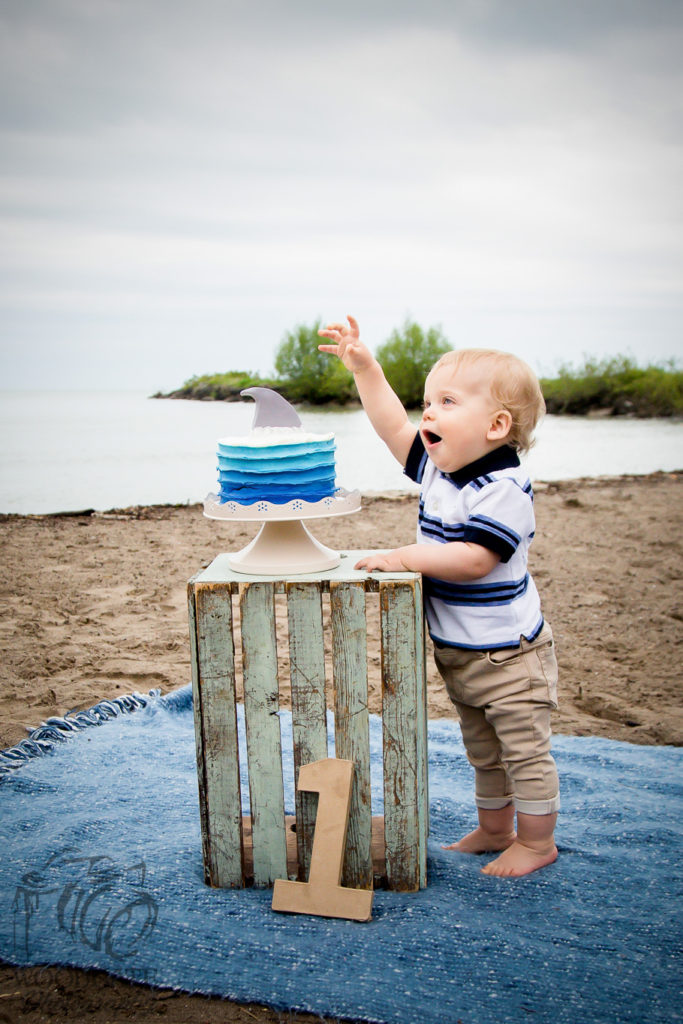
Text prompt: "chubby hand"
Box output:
[[354, 549, 411, 573], [318, 314, 374, 374]]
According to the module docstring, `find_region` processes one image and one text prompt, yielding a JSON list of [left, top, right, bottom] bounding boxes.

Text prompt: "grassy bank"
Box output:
[[156, 355, 682, 417], [539, 356, 682, 417], [152, 371, 278, 402]]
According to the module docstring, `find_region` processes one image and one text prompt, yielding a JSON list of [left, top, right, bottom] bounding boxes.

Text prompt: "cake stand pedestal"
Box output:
[[203, 490, 361, 575], [229, 519, 340, 574]]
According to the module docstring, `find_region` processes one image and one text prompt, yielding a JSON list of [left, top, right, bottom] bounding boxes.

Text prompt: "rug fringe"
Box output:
[[0, 688, 167, 778]]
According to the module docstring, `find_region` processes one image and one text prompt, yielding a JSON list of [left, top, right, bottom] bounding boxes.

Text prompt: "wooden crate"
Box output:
[[188, 552, 428, 893]]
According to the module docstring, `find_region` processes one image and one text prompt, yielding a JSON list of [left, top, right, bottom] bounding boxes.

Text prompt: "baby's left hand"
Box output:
[[354, 549, 410, 573]]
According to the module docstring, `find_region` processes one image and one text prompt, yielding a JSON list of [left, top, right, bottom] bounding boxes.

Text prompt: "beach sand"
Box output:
[[1, 472, 681, 1022]]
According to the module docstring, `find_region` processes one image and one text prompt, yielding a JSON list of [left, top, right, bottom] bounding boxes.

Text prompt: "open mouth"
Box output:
[[423, 429, 442, 447]]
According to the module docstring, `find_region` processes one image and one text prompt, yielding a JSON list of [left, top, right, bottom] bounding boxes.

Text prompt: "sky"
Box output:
[[1, 0, 681, 392]]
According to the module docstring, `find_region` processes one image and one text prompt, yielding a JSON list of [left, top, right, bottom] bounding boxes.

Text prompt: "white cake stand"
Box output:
[[203, 489, 362, 574]]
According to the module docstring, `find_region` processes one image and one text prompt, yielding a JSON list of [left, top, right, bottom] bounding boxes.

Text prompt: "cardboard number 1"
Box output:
[[271, 758, 373, 922]]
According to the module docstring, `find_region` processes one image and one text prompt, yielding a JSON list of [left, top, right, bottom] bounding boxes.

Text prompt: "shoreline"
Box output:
[[152, 388, 683, 419], [2, 469, 681, 522]]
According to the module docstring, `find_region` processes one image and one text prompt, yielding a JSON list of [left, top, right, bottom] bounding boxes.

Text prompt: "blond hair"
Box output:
[[430, 348, 545, 454]]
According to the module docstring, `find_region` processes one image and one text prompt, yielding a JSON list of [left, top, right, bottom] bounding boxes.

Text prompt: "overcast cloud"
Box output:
[[1, 0, 681, 391]]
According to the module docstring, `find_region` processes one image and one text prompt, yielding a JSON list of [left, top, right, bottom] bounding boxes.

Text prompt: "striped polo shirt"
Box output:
[[405, 434, 544, 650]]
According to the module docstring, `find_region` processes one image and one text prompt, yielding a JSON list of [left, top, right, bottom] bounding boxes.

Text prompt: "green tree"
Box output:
[[274, 320, 355, 404], [376, 319, 451, 407]]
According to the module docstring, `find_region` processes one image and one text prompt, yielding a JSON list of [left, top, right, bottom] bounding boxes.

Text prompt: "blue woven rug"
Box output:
[[1, 685, 681, 1024]]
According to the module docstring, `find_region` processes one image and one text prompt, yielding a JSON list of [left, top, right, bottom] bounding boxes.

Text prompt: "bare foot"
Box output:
[[442, 826, 516, 854], [481, 840, 558, 877]]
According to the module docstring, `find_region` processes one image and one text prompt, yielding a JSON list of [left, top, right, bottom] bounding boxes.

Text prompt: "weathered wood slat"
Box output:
[[330, 580, 373, 889], [379, 579, 426, 892], [413, 577, 429, 878], [187, 580, 210, 874], [240, 582, 288, 886], [190, 583, 244, 887], [286, 581, 328, 880]]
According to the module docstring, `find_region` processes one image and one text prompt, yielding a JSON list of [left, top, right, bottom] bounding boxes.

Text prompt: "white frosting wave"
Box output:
[[217, 426, 334, 447]]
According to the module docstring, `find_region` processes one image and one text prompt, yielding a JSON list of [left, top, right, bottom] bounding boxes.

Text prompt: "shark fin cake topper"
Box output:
[[240, 387, 302, 430]]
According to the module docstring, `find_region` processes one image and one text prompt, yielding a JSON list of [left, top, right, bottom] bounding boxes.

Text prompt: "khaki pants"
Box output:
[[434, 623, 560, 816]]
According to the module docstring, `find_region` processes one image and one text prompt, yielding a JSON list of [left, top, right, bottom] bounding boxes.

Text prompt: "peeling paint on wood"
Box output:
[[189, 582, 244, 887], [330, 580, 372, 890], [380, 580, 428, 891], [240, 582, 288, 886], [286, 581, 328, 880]]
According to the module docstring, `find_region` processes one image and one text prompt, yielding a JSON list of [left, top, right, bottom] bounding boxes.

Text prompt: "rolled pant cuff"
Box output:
[[514, 793, 561, 815], [474, 795, 514, 810]]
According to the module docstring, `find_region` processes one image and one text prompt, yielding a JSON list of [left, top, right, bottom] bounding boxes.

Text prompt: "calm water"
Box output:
[[1, 391, 681, 514]]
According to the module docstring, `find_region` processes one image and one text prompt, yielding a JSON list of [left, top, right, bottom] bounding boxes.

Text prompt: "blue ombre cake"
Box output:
[[216, 428, 337, 505]]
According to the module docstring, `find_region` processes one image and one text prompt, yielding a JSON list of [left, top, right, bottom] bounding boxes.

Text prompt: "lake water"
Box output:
[[0, 391, 681, 514]]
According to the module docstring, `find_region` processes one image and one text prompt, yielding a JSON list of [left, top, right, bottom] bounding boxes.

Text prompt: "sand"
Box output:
[[1, 472, 681, 1022]]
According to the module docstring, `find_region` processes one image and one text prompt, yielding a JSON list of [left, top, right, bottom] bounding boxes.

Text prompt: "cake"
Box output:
[[216, 429, 336, 505], [214, 387, 337, 506]]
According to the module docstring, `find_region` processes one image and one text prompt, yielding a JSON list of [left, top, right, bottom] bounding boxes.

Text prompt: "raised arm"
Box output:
[[318, 315, 417, 466]]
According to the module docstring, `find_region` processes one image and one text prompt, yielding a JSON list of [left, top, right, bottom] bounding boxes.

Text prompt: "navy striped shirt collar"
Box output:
[[445, 445, 520, 486]]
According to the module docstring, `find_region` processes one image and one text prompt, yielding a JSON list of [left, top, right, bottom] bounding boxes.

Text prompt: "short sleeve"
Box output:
[[404, 431, 427, 483], [462, 478, 534, 563]]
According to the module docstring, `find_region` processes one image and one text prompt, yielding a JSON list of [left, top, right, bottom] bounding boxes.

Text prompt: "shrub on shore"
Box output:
[[154, 370, 271, 402], [375, 319, 451, 408], [540, 356, 682, 418], [273, 321, 356, 405]]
